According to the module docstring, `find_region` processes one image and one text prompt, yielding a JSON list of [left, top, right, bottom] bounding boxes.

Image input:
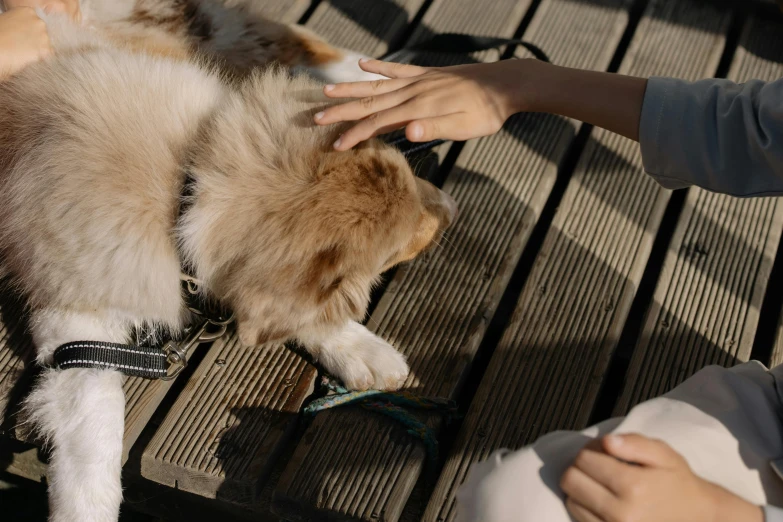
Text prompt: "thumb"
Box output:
[[602, 434, 684, 469]]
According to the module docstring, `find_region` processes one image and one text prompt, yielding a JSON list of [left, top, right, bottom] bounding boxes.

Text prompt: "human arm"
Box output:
[[3, 0, 80, 21], [318, 59, 783, 197], [314, 58, 646, 148]]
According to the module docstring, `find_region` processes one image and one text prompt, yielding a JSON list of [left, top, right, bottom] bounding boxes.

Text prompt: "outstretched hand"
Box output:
[[314, 58, 536, 151]]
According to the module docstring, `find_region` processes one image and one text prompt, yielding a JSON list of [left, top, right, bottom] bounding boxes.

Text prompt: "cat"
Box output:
[[0, 5, 456, 521]]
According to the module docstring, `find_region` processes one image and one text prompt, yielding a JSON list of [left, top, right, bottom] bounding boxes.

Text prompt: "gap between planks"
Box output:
[[272, 0, 634, 521], [421, 1, 734, 521], [616, 12, 783, 413], [136, 0, 433, 512]]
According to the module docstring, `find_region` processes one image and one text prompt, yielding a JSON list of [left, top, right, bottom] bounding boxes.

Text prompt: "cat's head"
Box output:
[[181, 69, 457, 345]]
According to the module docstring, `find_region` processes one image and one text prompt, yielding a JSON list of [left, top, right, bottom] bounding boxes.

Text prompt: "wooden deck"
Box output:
[[3, 0, 783, 520]]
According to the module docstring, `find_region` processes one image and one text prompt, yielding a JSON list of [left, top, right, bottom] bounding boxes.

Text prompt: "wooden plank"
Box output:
[[305, 0, 428, 57], [253, 0, 312, 24], [421, 1, 731, 521], [1, 439, 48, 483], [140, 334, 315, 505], [616, 13, 783, 414], [272, 1, 634, 521], [773, 321, 783, 368], [121, 375, 179, 463]]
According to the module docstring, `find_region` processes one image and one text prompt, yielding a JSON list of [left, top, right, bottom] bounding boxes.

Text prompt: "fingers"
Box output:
[[571, 445, 635, 495], [322, 77, 412, 100], [560, 466, 618, 520], [332, 108, 470, 150], [358, 59, 427, 79], [332, 102, 419, 150], [565, 498, 604, 522], [602, 434, 683, 469], [316, 86, 415, 125], [406, 114, 472, 142]]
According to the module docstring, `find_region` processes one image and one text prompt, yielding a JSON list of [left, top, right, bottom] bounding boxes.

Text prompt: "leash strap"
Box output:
[[382, 33, 550, 64], [53, 341, 167, 379], [305, 377, 459, 464]]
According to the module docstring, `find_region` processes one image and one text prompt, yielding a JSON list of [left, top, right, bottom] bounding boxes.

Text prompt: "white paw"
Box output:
[[307, 51, 387, 84], [319, 322, 409, 391]]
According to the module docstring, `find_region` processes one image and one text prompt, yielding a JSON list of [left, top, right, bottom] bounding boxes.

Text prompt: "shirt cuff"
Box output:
[[765, 505, 783, 522], [639, 76, 694, 190]]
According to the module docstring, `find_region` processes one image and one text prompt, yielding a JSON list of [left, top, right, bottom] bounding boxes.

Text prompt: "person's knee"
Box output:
[[456, 443, 575, 522]]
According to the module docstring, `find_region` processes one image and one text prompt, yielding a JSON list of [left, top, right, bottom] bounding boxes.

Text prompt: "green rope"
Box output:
[[304, 376, 459, 464]]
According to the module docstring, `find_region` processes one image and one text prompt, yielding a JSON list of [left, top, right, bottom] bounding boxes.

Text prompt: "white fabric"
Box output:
[[456, 362, 783, 522]]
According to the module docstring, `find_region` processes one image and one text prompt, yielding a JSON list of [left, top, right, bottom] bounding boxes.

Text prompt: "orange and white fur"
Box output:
[[0, 4, 456, 521]]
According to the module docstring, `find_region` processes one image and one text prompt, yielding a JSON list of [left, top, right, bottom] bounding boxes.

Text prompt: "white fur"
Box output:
[[24, 309, 128, 522], [2, 7, 452, 522], [306, 51, 387, 84], [299, 321, 409, 391]]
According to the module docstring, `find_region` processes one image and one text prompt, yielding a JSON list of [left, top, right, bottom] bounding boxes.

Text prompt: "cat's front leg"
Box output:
[[25, 367, 125, 522], [25, 308, 128, 522], [298, 320, 409, 391]]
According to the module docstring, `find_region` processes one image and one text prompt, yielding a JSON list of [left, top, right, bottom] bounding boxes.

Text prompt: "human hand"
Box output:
[[4, 0, 81, 22], [0, 7, 52, 80], [314, 58, 538, 151], [560, 433, 763, 522]]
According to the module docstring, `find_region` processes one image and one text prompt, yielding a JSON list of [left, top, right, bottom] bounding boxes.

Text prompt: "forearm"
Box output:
[[510, 59, 647, 141]]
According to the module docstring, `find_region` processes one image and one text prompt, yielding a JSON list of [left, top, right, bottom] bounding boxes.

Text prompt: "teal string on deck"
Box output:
[[304, 377, 460, 464]]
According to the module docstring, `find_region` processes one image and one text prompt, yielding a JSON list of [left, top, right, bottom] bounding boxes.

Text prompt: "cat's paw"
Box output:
[[319, 322, 409, 391]]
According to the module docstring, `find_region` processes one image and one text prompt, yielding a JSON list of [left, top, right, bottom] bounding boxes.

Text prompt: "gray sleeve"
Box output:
[[639, 76, 783, 197], [765, 505, 783, 522]]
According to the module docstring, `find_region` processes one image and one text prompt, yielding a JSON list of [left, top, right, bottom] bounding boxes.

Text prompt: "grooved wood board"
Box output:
[[305, 0, 428, 58], [140, 333, 315, 505], [272, 1, 632, 521], [0, 289, 35, 432], [774, 321, 783, 369], [615, 13, 783, 414], [421, 2, 731, 521], [122, 376, 178, 462], [254, 0, 312, 24]]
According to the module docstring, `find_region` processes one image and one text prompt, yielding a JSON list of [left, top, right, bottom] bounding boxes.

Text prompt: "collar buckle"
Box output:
[[162, 310, 234, 381]]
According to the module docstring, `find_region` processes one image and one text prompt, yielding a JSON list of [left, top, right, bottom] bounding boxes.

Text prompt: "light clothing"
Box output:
[[456, 363, 783, 521], [458, 75, 783, 520]]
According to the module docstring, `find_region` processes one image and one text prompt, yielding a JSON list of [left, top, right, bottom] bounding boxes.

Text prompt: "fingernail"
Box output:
[[359, 58, 369, 64], [314, 111, 325, 121], [606, 435, 622, 447], [410, 124, 423, 140], [324, 84, 335, 93], [333, 137, 342, 149]]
